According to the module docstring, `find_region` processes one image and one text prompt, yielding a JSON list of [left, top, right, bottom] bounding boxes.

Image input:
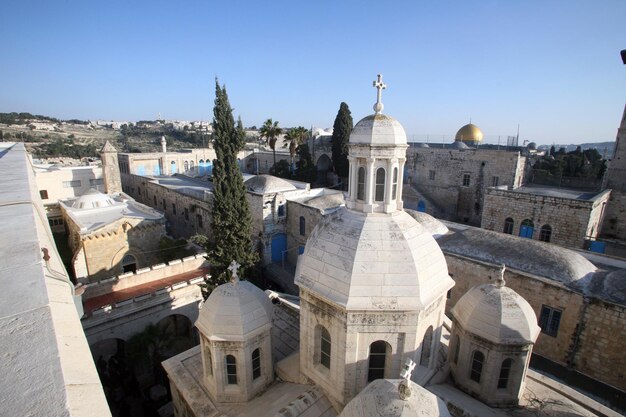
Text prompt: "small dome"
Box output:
[[244, 174, 296, 194], [195, 280, 272, 341], [404, 210, 449, 238], [340, 379, 451, 417], [451, 280, 540, 345], [71, 189, 116, 209], [295, 208, 453, 310], [414, 143, 430, 148], [455, 123, 483, 143], [350, 114, 407, 146], [449, 141, 470, 150], [527, 142, 537, 150]]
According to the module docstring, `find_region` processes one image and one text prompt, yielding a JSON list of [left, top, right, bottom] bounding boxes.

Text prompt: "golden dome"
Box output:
[[455, 123, 483, 143]]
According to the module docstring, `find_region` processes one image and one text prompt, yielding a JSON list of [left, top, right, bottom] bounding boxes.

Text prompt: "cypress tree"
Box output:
[[331, 102, 353, 185], [205, 80, 257, 286]]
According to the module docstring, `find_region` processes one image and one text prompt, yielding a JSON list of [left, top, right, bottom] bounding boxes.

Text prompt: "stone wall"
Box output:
[[601, 190, 626, 240], [406, 147, 525, 225], [285, 200, 328, 265], [481, 188, 611, 249], [122, 173, 213, 240], [443, 253, 625, 392]]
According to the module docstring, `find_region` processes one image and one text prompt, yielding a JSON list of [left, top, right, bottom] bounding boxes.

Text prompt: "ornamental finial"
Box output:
[[398, 358, 416, 400], [373, 74, 387, 114], [228, 260, 241, 284], [496, 264, 506, 288]]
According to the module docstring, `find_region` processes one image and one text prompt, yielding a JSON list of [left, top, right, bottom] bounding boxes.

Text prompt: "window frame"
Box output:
[[497, 358, 512, 389], [320, 327, 331, 369], [503, 218, 514, 235], [470, 350, 484, 383], [375, 167, 385, 202], [429, 170, 436, 180], [299, 216, 306, 236], [252, 348, 261, 380], [462, 173, 471, 187], [539, 225, 552, 242], [539, 305, 562, 337], [357, 167, 365, 201], [225, 355, 237, 385]]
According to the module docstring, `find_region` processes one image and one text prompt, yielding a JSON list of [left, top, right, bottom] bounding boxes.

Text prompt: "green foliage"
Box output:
[[203, 80, 258, 288], [35, 138, 98, 158], [259, 118, 282, 168], [285, 126, 308, 162], [0, 112, 88, 125], [533, 148, 606, 179], [294, 143, 316, 183], [156, 237, 196, 263], [270, 159, 292, 179], [331, 102, 353, 180]]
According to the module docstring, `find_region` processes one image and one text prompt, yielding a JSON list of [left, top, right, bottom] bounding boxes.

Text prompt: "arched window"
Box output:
[[184, 161, 189, 172], [320, 327, 331, 369], [498, 358, 512, 389], [452, 335, 460, 364], [190, 161, 194, 170], [375, 168, 385, 202], [252, 348, 261, 380], [503, 217, 514, 234], [420, 326, 433, 366], [357, 167, 365, 201], [470, 350, 484, 383], [153, 196, 157, 206], [204, 344, 213, 377], [299, 216, 306, 236], [368, 340, 391, 382], [225, 355, 237, 384], [539, 225, 552, 242], [392, 167, 398, 200]]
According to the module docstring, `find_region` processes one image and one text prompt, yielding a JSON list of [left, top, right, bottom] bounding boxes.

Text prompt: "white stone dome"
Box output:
[[245, 174, 296, 194], [71, 188, 116, 209], [295, 208, 454, 310], [451, 280, 540, 345], [195, 280, 273, 341], [350, 114, 407, 146], [340, 379, 451, 417]]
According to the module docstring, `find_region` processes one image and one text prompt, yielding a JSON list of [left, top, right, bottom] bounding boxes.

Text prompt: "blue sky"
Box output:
[[0, 0, 624, 145]]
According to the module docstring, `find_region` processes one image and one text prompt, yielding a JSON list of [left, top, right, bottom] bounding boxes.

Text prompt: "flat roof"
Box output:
[[511, 185, 603, 200], [0, 143, 110, 416]]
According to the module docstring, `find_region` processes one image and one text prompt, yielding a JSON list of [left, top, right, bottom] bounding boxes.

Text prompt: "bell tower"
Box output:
[[100, 141, 122, 194]]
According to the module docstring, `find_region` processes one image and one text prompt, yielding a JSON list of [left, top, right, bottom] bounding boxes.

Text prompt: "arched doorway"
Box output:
[[519, 219, 534, 239], [316, 154, 332, 186], [271, 233, 287, 263], [170, 161, 177, 175], [122, 254, 137, 273], [420, 326, 434, 367]]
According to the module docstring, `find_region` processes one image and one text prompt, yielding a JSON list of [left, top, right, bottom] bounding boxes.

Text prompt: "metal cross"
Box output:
[[228, 260, 241, 283], [372, 74, 387, 114]]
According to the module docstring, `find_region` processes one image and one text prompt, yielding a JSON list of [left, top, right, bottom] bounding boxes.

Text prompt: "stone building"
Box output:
[[602, 104, 626, 242], [449, 267, 540, 407], [481, 185, 611, 249], [118, 146, 221, 177], [438, 224, 626, 396], [60, 190, 166, 282], [405, 125, 527, 225]]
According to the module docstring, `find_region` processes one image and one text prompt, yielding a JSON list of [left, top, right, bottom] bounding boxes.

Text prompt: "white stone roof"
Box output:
[[404, 210, 449, 238], [295, 208, 454, 310], [340, 379, 451, 417], [71, 188, 115, 209], [451, 281, 540, 345], [245, 174, 297, 194], [196, 280, 273, 341], [437, 228, 597, 291], [350, 114, 407, 146]]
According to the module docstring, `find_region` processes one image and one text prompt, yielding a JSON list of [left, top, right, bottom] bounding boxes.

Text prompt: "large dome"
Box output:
[[295, 208, 454, 310], [454, 123, 483, 143], [451, 280, 540, 345], [71, 188, 116, 209], [350, 114, 407, 146], [245, 174, 296, 194], [340, 379, 451, 417], [195, 280, 272, 341]]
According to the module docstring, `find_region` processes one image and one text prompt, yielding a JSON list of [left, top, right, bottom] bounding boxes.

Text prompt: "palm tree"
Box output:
[[284, 126, 309, 172], [259, 118, 282, 169]]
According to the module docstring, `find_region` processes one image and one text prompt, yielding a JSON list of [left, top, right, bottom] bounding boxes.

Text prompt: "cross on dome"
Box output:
[[496, 264, 506, 288], [373, 74, 387, 114], [228, 260, 241, 283], [398, 358, 416, 400]]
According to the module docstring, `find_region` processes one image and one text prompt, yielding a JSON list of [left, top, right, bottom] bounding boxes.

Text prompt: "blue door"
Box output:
[[170, 162, 177, 175], [417, 200, 426, 212], [589, 241, 606, 254], [271, 233, 287, 263], [153, 165, 161, 176], [519, 225, 534, 239]]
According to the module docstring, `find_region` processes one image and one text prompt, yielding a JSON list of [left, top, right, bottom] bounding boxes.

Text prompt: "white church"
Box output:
[[161, 77, 601, 417]]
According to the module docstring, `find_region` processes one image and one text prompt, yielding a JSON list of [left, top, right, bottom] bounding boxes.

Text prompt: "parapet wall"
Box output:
[[83, 253, 208, 299]]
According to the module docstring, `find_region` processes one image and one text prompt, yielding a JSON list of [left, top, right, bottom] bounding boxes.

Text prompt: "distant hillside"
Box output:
[[537, 142, 615, 159]]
